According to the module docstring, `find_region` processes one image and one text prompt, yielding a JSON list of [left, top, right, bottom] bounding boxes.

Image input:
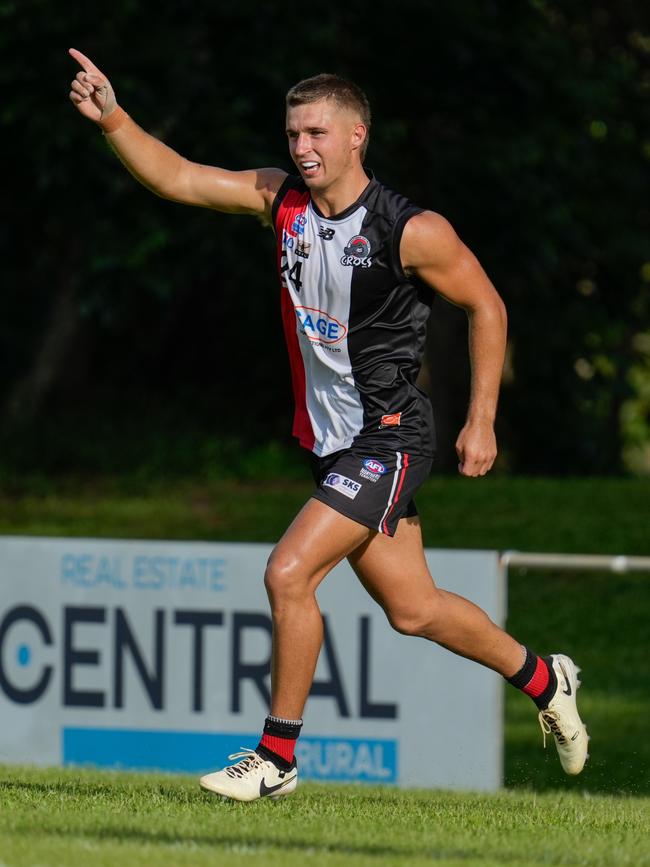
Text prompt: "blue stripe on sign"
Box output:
[[62, 728, 398, 783]]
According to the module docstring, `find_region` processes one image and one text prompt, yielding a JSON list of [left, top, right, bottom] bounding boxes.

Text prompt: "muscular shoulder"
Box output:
[[255, 168, 289, 224], [400, 210, 462, 274]]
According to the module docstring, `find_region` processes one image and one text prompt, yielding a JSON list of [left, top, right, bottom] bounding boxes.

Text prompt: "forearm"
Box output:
[[101, 110, 186, 201], [466, 297, 507, 424]]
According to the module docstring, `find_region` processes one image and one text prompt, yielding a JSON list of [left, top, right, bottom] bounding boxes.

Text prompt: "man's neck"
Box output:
[[309, 165, 370, 218]]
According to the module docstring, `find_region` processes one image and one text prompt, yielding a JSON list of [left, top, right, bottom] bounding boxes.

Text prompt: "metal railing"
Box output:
[[500, 551, 650, 574]]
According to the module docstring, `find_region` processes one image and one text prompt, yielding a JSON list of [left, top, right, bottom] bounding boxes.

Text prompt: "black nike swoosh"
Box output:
[[259, 774, 297, 797], [558, 660, 572, 696]]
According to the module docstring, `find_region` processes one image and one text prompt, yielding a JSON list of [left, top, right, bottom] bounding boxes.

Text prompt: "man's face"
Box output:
[[286, 98, 365, 190]]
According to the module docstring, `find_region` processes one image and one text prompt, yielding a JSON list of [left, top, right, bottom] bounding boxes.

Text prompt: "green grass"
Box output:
[[505, 569, 650, 795], [1, 474, 649, 864], [1, 765, 649, 867], [1, 475, 648, 553]]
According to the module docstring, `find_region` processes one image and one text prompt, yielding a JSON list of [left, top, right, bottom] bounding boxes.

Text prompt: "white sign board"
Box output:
[[0, 536, 504, 790]]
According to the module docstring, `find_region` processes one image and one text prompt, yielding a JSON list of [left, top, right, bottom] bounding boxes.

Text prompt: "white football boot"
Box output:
[[538, 654, 589, 775], [200, 748, 298, 802]]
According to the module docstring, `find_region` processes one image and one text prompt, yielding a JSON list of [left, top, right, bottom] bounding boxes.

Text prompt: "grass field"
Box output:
[[0, 474, 648, 553], [1, 474, 648, 865], [1, 765, 649, 867]]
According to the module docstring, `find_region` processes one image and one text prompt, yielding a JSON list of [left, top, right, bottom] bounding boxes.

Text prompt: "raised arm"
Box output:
[[400, 211, 507, 477], [68, 48, 286, 220]]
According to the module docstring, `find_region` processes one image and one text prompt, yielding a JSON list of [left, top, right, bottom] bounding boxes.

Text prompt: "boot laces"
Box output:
[[224, 748, 264, 779], [538, 710, 568, 748]]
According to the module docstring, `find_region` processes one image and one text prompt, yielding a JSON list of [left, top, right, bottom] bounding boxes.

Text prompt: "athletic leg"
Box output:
[[264, 498, 372, 718], [200, 498, 373, 800], [347, 515, 588, 774], [347, 514, 524, 675]]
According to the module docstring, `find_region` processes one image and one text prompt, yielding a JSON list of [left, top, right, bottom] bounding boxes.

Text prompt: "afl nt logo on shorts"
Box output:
[[359, 457, 388, 482], [341, 235, 372, 268]]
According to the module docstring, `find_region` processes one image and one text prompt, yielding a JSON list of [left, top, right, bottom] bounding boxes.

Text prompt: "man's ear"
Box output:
[[351, 122, 367, 152]]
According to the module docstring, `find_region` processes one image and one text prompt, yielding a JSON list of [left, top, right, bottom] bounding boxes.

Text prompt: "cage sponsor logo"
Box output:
[[323, 473, 362, 499], [295, 307, 347, 344]]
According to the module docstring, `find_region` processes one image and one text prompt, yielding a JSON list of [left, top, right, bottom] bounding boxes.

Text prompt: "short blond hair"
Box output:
[[286, 73, 371, 160]]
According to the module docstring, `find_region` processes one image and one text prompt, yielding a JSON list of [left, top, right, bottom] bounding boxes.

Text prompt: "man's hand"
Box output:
[[66, 50, 285, 217], [455, 419, 497, 477], [68, 48, 117, 123]]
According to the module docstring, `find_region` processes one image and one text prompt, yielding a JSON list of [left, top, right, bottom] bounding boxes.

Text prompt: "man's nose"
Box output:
[[294, 134, 310, 155]]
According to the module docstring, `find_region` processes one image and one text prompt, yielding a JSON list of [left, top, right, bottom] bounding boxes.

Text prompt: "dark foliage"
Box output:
[[1, 1, 648, 474]]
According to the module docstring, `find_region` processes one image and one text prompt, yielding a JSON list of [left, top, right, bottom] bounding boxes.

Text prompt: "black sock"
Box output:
[[506, 647, 557, 710], [256, 715, 303, 770]]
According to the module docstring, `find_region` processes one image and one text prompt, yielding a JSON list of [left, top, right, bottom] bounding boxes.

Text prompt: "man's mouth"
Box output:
[[300, 161, 321, 176]]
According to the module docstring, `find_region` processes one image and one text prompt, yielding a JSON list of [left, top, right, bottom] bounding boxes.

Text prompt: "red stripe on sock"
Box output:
[[522, 656, 550, 698], [260, 733, 297, 763]]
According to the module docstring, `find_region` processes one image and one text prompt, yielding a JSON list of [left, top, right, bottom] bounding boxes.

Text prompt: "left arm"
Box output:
[[400, 210, 507, 477]]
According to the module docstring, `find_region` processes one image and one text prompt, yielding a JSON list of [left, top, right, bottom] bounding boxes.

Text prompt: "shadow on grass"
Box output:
[[1, 819, 591, 865]]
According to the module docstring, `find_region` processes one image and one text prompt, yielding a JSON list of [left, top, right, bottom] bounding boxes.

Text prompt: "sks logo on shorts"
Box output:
[[295, 307, 348, 344], [359, 458, 388, 483], [323, 473, 362, 500], [341, 235, 373, 268]]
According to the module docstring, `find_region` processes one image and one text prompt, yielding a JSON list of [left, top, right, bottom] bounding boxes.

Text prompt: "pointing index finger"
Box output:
[[68, 47, 104, 78]]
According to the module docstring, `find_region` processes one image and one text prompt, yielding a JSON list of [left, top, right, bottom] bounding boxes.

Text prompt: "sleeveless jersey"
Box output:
[[273, 171, 435, 458]]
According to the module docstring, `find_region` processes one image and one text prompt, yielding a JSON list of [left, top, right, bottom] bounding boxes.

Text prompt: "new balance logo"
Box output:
[[318, 226, 335, 240]]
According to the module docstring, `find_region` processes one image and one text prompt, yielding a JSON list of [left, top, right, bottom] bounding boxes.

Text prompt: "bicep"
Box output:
[[401, 211, 503, 312], [173, 162, 287, 219]]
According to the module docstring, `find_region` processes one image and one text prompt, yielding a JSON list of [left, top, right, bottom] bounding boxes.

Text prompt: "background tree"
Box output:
[[1, 0, 648, 476]]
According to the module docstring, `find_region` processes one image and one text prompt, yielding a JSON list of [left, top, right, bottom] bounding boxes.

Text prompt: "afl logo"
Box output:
[[341, 235, 373, 268], [295, 307, 348, 344], [363, 458, 387, 475]]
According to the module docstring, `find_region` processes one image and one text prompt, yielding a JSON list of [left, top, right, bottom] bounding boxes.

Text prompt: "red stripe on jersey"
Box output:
[[382, 453, 410, 535], [275, 188, 314, 451]]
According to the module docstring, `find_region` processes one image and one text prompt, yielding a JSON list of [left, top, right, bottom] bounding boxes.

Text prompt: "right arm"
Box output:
[[68, 48, 286, 222]]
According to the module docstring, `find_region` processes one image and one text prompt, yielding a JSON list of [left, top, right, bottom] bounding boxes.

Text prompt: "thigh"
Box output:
[[347, 515, 438, 615], [269, 497, 374, 592], [311, 448, 432, 537]]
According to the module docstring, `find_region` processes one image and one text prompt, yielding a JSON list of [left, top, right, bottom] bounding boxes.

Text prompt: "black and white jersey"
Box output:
[[273, 171, 435, 458]]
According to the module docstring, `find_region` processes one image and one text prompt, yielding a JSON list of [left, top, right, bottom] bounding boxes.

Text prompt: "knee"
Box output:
[[264, 551, 306, 605], [386, 598, 442, 639]]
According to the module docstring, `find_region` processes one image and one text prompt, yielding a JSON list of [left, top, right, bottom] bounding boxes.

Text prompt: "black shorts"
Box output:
[[310, 445, 433, 537]]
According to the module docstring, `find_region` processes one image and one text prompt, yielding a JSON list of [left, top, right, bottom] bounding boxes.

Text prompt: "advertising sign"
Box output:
[[0, 536, 504, 790]]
